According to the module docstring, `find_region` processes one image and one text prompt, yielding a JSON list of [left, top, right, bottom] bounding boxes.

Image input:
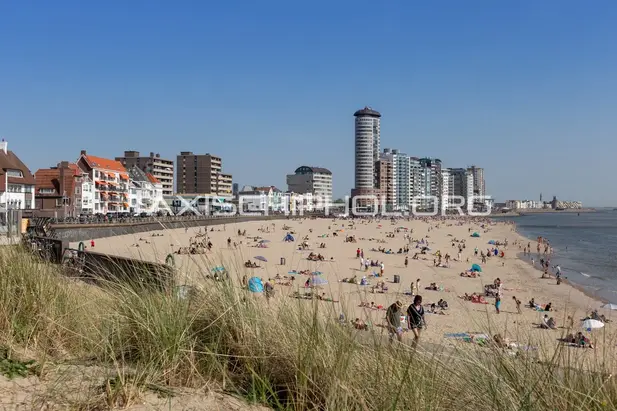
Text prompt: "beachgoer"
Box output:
[[407, 295, 426, 346], [386, 301, 404, 343], [513, 296, 522, 314]]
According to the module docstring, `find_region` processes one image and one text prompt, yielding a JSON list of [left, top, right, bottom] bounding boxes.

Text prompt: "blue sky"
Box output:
[[1, 1, 616, 205]]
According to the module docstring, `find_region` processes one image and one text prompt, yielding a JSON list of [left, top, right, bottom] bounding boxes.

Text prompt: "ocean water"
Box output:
[[502, 210, 617, 303]]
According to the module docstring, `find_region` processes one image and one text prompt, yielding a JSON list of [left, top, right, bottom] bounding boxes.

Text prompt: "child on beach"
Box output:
[[513, 296, 522, 314]]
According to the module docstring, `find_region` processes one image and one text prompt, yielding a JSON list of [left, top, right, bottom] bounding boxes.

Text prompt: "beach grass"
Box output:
[[1, 245, 616, 410]]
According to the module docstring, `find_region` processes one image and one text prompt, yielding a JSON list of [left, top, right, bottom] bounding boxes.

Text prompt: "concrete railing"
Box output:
[[51, 213, 327, 242]]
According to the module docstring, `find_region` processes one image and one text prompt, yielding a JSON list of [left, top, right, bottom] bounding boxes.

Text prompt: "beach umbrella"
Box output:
[[470, 264, 482, 272], [488, 240, 496, 245], [471, 232, 480, 238], [259, 239, 271, 243], [601, 303, 617, 310], [582, 319, 604, 331], [254, 256, 267, 262], [211, 266, 225, 273]]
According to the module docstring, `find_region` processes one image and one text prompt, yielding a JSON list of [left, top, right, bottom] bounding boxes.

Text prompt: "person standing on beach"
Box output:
[[404, 255, 408, 268], [407, 295, 426, 347], [495, 279, 503, 314], [360, 257, 364, 270], [513, 296, 522, 314], [386, 301, 404, 343]]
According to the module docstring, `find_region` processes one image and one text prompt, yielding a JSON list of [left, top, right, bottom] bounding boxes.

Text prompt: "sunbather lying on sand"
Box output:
[[352, 318, 369, 330], [562, 332, 594, 348], [459, 293, 487, 304]]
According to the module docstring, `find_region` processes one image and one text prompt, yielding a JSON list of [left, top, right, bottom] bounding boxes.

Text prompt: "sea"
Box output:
[[496, 210, 617, 303]]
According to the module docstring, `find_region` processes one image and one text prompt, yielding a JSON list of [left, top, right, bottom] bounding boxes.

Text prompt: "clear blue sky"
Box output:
[[1, 1, 616, 205]]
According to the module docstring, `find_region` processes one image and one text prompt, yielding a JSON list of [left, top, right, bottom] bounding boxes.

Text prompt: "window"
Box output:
[[6, 169, 23, 178], [24, 185, 33, 193], [25, 200, 32, 209], [8, 184, 21, 193], [39, 188, 56, 194]]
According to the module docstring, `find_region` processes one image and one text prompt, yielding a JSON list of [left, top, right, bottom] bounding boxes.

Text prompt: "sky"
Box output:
[[1, 0, 616, 205]]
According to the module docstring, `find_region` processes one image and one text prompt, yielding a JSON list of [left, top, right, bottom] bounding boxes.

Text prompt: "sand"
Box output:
[[73, 217, 617, 361]]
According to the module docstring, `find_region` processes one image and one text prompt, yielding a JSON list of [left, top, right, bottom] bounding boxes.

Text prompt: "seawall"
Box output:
[[52, 215, 295, 243]]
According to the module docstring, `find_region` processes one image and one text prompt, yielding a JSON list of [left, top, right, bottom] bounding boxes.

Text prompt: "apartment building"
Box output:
[[127, 166, 164, 215], [375, 155, 394, 209], [352, 106, 381, 206], [115, 151, 174, 196], [441, 168, 475, 211], [175, 152, 233, 198], [286, 166, 333, 208], [0, 140, 36, 210], [237, 185, 286, 213], [34, 161, 87, 217], [77, 150, 130, 214]]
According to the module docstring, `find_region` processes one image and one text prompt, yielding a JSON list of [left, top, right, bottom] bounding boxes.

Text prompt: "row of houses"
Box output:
[[38, 150, 165, 217], [0, 141, 165, 217], [235, 185, 334, 214]]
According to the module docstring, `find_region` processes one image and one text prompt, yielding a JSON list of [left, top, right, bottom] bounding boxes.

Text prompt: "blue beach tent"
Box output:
[[248, 277, 264, 293]]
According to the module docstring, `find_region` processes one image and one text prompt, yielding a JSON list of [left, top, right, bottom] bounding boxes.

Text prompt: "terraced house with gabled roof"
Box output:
[[34, 161, 85, 217], [77, 150, 130, 215], [0, 139, 36, 210]]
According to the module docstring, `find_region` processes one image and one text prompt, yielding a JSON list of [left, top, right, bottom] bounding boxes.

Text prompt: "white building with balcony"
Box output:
[[238, 185, 286, 213], [127, 166, 164, 215], [76, 150, 130, 215]]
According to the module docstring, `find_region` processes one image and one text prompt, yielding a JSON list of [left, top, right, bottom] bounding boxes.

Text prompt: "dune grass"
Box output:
[[0, 245, 616, 410]]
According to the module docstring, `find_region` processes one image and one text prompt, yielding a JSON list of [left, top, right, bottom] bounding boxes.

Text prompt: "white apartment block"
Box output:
[[75, 178, 95, 215], [127, 166, 164, 215], [77, 151, 131, 214], [286, 166, 333, 208]]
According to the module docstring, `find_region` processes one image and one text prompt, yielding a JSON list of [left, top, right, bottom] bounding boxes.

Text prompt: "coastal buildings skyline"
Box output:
[[115, 151, 174, 196], [352, 106, 488, 211]]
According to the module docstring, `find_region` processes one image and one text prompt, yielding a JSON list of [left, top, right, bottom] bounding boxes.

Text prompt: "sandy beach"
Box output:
[[73, 217, 617, 361]]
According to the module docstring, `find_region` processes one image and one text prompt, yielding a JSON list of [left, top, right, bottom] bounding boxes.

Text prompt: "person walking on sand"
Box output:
[[360, 257, 364, 270], [513, 296, 522, 314], [415, 278, 421, 294], [407, 295, 426, 347], [380, 262, 385, 276], [386, 301, 404, 343], [404, 255, 408, 268], [495, 280, 503, 314]]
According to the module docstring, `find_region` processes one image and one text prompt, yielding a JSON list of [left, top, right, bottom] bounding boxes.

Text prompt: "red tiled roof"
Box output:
[[68, 163, 83, 176], [0, 149, 36, 189], [82, 154, 127, 173], [146, 173, 160, 184], [34, 162, 82, 196], [34, 169, 59, 192]]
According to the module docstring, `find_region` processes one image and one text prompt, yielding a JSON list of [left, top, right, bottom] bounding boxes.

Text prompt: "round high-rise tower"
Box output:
[[353, 106, 381, 190]]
